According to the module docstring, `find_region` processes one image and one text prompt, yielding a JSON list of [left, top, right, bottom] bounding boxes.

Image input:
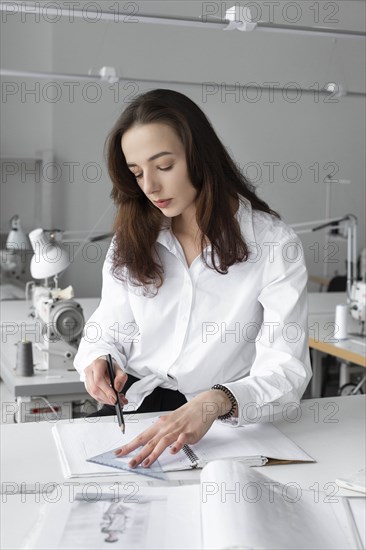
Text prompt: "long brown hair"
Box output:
[[105, 89, 279, 290]]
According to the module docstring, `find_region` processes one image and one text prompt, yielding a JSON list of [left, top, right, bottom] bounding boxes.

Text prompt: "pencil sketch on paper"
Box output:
[[58, 493, 167, 549]]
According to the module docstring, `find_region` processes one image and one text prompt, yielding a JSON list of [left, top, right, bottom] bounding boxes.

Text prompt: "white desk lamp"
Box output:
[[292, 215, 358, 304], [6, 215, 32, 251], [293, 215, 365, 332], [28, 228, 70, 286], [0, 215, 32, 281]]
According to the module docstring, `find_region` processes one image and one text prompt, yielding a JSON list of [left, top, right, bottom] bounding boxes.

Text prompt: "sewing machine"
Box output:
[[350, 281, 366, 333], [26, 282, 85, 371]]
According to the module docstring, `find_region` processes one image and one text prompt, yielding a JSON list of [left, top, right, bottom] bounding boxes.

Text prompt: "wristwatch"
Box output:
[[211, 384, 237, 420]]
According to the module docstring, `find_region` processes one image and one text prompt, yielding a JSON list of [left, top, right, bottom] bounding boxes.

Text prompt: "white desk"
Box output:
[[308, 293, 366, 397], [1, 396, 365, 549]]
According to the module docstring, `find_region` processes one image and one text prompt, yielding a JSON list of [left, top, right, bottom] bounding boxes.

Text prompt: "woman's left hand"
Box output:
[[114, 389, 233, 468]]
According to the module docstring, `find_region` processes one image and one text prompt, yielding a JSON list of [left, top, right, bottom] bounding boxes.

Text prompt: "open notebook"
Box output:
[[52, 415, 314, 480], [23, 460, 365, 550]]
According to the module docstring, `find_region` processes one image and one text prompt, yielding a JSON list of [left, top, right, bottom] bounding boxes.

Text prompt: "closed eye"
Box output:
[[133, 165, 173, 179]]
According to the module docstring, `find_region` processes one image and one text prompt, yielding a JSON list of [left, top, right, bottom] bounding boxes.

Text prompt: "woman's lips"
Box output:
[[154, 199, 172, 208]]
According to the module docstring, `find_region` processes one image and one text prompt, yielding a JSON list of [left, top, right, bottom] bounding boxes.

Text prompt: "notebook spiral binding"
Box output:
[[182, 444, 199, 467]]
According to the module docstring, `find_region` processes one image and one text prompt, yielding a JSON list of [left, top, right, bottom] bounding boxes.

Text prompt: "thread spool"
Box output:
[[15, 340, 34, 376], [334, 304, 348, 340]]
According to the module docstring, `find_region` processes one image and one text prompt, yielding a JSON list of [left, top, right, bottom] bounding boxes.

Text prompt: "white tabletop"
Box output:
[[308, 292, 366, 367], [2, 396, 365, 491], [1, 396, 365, 549]]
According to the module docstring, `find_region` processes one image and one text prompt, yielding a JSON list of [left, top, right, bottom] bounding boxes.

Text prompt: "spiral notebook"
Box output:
[[85, 417, 314, 478]]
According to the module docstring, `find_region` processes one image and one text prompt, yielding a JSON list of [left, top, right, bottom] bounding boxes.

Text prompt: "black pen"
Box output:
[[106, 354, 125, 434]]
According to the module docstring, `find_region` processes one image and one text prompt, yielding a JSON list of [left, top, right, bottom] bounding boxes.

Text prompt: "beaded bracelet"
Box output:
[[211, 384, 237, 420]]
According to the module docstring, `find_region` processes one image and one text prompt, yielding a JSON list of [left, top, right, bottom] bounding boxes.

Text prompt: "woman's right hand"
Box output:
[[84, 356, 129, 406]]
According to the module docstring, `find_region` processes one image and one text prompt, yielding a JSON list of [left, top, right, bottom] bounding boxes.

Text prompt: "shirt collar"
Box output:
[[156, 217, 175, 252]]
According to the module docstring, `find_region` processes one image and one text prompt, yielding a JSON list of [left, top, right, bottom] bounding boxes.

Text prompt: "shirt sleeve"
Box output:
[[73, 240, 137, 381], [223, 233, 312, 426]]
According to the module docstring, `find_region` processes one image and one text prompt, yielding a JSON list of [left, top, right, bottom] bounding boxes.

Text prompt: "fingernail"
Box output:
[[129, 460, 136, 468], [143, 459, 150, 467], [170, 447, 176, 453]]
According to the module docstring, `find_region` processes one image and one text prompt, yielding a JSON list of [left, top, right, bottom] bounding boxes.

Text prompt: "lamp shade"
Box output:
[[6, 215, 32, 250], [29, 228, 71, 279]]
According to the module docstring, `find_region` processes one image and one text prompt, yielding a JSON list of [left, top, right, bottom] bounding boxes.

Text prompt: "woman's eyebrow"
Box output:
[[127, 151, 174, 167]]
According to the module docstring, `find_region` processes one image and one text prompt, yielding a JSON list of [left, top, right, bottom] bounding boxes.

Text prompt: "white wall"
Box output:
[[1, 0, 365, 296], [0, 7, 53, 155], [0, 8, 53, 230]]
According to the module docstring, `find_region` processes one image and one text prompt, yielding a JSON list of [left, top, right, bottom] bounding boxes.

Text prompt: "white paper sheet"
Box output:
[[23, 485, 201, 550], [201, 460, 360, 550], [186, 421, 313, 464], [345, 498, 366, 549], [52, 421, 129, 477]]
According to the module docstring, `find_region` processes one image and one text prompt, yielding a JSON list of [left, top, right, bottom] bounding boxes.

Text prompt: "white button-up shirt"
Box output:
[[74, 196, 312, 426]]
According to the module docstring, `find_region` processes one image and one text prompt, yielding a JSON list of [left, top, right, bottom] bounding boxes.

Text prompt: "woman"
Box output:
[[74, 89, 311, 469]]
